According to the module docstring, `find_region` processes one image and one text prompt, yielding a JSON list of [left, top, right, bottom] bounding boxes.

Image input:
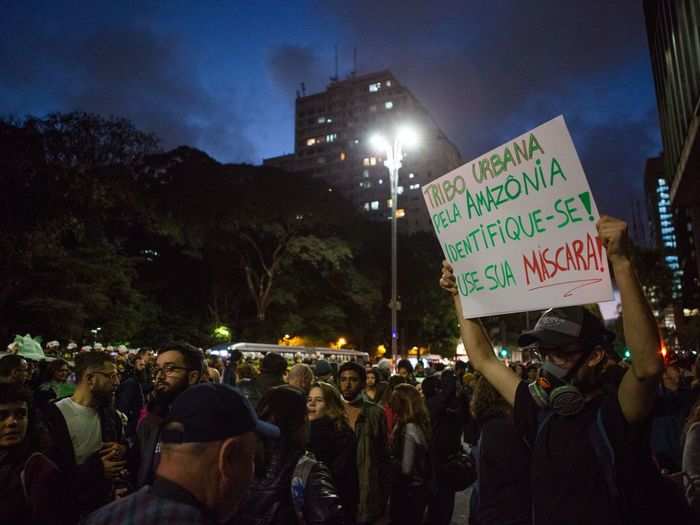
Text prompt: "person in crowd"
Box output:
[[134, 342, 204, 488], [454, 360, 467, 387], [376, 358, 392, 382], [0, 354, 30, 385], [209, 355, 225, 378], [691, 356, 700, 396], [307, 381, 359, 522], [315, 359, 335, 384], [440, 216, 678, 524], [525, 365, 539, 384], [116, 351, 149, 442], [651, 360, 695, 472], [469, 375, 531, 525], [85, 383, 266, 525], [363, 367, 386, 403], [236, 362, 262, 406], [223, 349, 243, 386], [0, 383, 68, 525], [287, 363, 315, 394], [388, 384, 431, 525], [235, 384, 347, 525], [381, 375, 408, 437], [422, 371, 464, 525], [414, 360, 425, 379], [338, 361, 390, 525], [682, 398, 700, 517], [257, 352, 288, 398], [36, 358, 74, 405], [43, 351, 127, 521], [396, 359, 417, 385], [201, 361, 222, 383]]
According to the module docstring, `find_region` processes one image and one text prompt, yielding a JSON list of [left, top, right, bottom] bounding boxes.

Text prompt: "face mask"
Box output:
[[528, 361, 585, 416]]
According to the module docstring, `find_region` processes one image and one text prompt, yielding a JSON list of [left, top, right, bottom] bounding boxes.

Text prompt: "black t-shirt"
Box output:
[[513, 381, 646, 525], [477, 416, 531, 525]]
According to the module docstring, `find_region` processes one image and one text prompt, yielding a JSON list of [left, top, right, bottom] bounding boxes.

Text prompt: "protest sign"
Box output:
[[423, 115, 613, 318]]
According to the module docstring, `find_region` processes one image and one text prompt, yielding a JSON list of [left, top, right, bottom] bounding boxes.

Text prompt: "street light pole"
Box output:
[[389, 141, 400, 361], [371, 127, 418, 364]]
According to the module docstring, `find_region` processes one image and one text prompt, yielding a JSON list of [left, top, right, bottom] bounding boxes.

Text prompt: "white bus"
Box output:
[[209, 342, 369, 364]]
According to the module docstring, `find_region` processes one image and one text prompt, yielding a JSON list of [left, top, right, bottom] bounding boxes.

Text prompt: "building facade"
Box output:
[[264, 70, 462, 233], [645, 0, 700, 345]]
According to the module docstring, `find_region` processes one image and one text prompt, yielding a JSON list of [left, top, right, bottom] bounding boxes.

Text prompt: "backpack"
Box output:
[[533, 407, 695, 525], [290, 453, 317, 525]]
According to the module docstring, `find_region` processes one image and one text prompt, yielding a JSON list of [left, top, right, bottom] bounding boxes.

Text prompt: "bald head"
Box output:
[[287, 364, 314, 394]]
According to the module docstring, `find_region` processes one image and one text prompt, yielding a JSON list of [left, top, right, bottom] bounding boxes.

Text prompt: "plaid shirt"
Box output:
[[82, 478, 217, 525]]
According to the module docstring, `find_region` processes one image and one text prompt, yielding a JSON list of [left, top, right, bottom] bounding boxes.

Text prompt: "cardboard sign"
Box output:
[[423, 115, 613, 318]]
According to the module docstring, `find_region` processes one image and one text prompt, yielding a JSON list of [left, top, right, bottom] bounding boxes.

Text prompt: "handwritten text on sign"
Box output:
[[424, 115, 613, 318]]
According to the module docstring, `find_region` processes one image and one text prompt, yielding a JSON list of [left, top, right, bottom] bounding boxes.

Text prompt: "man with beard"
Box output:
[[134, 342, 203, 488], [440, 216, 678, 525], [338, 361, 389, 525], [44, 352, 127, 521]]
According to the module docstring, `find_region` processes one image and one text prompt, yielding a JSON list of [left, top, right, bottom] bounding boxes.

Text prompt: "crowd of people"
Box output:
[[1, 215, 699, 525]]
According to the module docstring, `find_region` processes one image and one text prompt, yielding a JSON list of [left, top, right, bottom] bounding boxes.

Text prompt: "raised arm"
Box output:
[[440, 261, 520, 405], [597, 216, 663, 423]]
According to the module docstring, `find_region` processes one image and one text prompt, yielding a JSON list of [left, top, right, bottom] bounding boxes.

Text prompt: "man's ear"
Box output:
[[188, 370, 201, 385], [587, 347, 606, 367], [218, 437, 238, 480]]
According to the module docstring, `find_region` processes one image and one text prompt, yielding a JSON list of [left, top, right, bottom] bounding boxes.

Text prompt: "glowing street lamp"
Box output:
[[369, 125, 420, 360]]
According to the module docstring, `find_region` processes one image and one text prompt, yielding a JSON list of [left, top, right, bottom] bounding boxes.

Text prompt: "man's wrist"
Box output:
[[610, 257, 633, 273]]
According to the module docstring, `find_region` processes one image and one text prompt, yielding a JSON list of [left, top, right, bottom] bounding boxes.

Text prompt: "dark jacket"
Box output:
[[426, 375, 464, 466], [134, 411, 164, 488], [236, 378, 262, 409], [233, 442, 347, 525], [116, 377, 145, 440], [257, 372, 285, 400], [309, 416, 359, 522], [0, 423, 68, 525], [44, 402, 125, 521], [354, 399, 390, 524]]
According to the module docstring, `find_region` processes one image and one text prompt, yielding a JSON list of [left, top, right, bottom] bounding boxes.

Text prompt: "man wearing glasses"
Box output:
[[44, 351, 127, 522], [134, 342, 204, 488]]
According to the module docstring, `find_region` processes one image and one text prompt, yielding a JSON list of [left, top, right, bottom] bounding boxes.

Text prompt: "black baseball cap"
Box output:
[[518, 306, 614, 352], [160, 383, 280, 444]]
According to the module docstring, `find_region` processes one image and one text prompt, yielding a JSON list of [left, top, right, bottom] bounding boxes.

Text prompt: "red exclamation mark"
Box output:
[[596, 235, 605, 272]]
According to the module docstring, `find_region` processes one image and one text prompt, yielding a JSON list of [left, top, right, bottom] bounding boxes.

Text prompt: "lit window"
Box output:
[[360, 181, 372, 189], [363, 158, 370, 166], [340, 151, 346, 161], [398, 186, 404, 194], [327, 118, 333, 123], [385, 80, 392, 87], [317, 116, 326, 124], [371, 201, 379, 210], [387, 199, 393, 208], [370, 157, 377, 166], [396, 209, 406, 218], [378, 179, 383, 184], [410, 183, 421, 190], [364, 202, 370, 211], [369, 82, 381, 92], [362, 170, 369, 178], [385, 101, 393, 109], [354, 139, 360, 144], [409, 173, 415, 179], [326, 133, 337, 142], [306, 138, 316, 146]]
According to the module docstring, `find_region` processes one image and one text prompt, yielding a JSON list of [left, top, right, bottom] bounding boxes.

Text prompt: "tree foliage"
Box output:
[[0, 113, 457, 355]]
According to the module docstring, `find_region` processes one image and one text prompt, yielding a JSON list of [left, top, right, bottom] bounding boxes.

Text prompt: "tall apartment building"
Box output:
[[644, 0, 700, 305], [264, 70, 462, 233]]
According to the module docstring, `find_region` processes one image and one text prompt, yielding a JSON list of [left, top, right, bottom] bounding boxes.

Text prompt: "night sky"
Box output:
[[0, 0, 660, 222]]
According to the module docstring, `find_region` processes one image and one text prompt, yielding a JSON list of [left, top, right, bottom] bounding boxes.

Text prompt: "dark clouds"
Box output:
[[318, 0, 660, 220], [266, 45, 327, 98], [0, 17, 255, 162]]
